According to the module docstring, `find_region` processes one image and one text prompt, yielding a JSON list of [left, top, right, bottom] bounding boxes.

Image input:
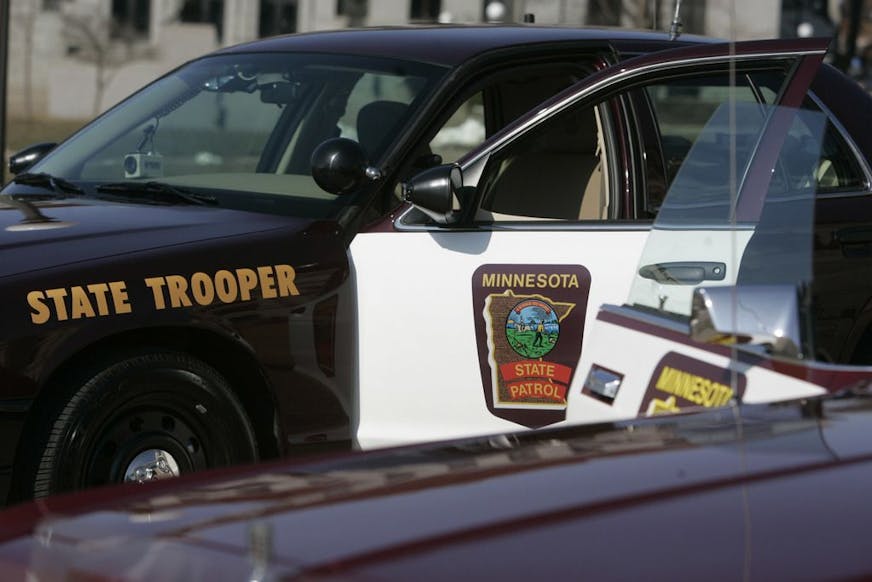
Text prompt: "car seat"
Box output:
[[482, 106, 604, 220], [357, 100, 410, 163]]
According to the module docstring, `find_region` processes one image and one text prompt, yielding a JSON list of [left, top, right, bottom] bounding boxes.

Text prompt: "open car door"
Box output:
[[567, 44, 857, 425]]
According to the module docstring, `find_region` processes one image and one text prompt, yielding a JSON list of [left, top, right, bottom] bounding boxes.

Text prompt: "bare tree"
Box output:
[[61, 10, 135, 117], [12, 0, 39, 122]]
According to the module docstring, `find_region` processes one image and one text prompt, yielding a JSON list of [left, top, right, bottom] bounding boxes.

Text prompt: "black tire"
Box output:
[[29, 351, 258, 498]]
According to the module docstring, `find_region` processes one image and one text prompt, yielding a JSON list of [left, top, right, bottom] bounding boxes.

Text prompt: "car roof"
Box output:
[[215, 25, 716, 67]]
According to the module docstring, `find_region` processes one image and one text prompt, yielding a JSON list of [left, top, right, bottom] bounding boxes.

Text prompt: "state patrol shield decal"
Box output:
[[472, 264, 591, 428]]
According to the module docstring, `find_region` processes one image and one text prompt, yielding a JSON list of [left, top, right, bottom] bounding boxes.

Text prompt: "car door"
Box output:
[[351, 38, 831, 449], [566, 43, 864, 427]]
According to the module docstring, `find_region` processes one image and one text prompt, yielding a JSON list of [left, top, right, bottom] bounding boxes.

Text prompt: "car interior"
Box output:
[[477, 104, 608, 221]]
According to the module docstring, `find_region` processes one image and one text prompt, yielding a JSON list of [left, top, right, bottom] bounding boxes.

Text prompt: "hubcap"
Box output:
[[124, 449, 181, 483]]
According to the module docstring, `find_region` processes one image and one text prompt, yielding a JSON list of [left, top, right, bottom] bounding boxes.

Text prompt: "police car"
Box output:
[[0, 28, 859, 501], [2, 25, 717, 501]]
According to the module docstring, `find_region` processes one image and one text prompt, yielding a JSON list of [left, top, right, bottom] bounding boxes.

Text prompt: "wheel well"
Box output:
[[17, 327, 281, 483]]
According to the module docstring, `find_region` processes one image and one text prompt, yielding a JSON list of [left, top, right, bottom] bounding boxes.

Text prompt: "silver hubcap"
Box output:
[[124, 449, 181, 483]]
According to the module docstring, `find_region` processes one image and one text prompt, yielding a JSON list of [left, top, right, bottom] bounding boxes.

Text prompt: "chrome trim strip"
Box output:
[[652, 223, 757, 231], [393, 212, 653, 232]]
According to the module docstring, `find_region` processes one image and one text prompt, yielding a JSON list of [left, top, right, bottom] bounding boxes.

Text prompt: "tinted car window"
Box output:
[[335, 71, 425, 162], [655, 101, 769, 226], [802, 98, 868, 193], [429, 92, 485, 164], [642, 71, 786, 211]]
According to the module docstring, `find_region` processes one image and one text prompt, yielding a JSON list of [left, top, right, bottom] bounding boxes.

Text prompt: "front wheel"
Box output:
[[29, 351, 258, 498]]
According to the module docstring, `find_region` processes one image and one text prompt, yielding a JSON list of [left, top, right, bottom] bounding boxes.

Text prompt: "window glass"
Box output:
[[477, 103, 607, 221], [395, 65, 586, 216], [802, 98, 868, 192], [642, 74, 866, 205], [429, 92, 485, 164], [31, 52, 446, 219], [643, 71, 786, 209], [654, 101, 769, 226], [430, 66, 582, 167], [79, 89, 284, 179], [337, 72, 423, 161]]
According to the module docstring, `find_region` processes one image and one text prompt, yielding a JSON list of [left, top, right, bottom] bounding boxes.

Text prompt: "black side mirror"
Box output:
[[402, 163, 463, 225], [311, 137, 380, 195], [8, 142, 57, 175]]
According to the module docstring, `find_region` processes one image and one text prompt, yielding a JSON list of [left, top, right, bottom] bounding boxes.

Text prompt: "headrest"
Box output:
[[357, 100, 409, 161], [535, 107, 598, 154]]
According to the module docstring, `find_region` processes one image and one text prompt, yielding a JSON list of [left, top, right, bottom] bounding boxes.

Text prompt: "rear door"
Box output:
[[352, 38, 831, 448]]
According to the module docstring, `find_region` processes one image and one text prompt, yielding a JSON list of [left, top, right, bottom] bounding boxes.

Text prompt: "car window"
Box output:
[[430, 65, 586, 168], [802, 98, 868, 193], [639, 73, 868, 214], [34, 52, 446, 219], [429, 91, 485, 164], [476, 102, 609, 221], [335, 72, 423, 160], [641, 71, 786, 214], [471, 64, 838, 225], [389, 64, 588, 216]]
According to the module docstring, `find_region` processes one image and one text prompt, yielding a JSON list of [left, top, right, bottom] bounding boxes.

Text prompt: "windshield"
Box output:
[[24, 52, 447, 218]]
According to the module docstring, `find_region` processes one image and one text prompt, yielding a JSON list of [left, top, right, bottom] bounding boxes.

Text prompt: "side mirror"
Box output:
[[689, 285, 804, 359], [8, 142, 57, 175], [402, 163, 462, 225], [311, 137, 381, 196]]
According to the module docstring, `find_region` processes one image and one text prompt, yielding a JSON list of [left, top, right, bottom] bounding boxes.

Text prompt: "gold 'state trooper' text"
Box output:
[[27, 264, 299, 324]]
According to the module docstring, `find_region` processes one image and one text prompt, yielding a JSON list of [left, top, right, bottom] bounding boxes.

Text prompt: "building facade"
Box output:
[[6, 0, 804, 122]]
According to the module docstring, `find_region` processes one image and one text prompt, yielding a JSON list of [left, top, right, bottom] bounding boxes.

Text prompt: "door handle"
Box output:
[[835, 227, 872, 245], [638, 261, 726, 285], [835, 227, 872, 258]]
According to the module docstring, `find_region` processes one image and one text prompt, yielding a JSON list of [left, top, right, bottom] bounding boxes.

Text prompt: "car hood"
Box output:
[[0, 195, 313, 279], [2, 394, 872, 579]]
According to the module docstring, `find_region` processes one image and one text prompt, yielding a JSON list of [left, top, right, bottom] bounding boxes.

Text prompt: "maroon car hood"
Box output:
[[2, 395, 872, 579]]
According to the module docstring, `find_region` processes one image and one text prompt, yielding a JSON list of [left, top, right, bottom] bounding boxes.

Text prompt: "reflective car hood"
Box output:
[[0, 196, 313, 279], [2, 395, 872, 579]]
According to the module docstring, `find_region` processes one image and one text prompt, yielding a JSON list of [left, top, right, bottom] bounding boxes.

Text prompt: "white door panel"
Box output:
[[350, 228, 648, 448]]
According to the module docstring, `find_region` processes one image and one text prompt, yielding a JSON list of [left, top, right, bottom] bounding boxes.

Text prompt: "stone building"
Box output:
[[5, 0, 823, 122]]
